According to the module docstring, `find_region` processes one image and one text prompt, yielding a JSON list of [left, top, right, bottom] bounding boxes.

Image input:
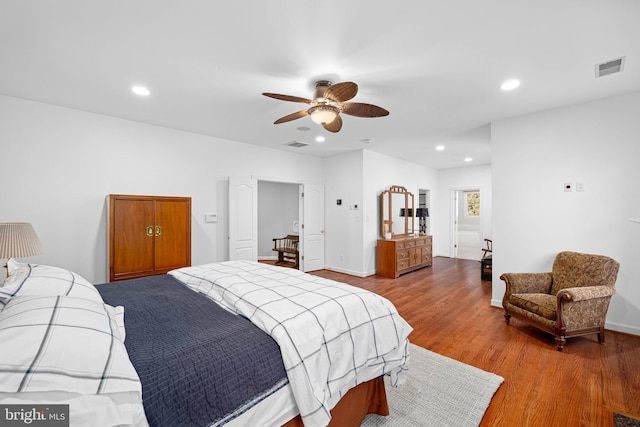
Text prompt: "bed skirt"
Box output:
[[282, 376, 389, 427]]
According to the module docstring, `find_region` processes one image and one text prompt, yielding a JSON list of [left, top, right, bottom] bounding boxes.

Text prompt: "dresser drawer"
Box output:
[[397, 258, 410, 270], [396, 241, 406, 250], [404, 239, 416, 248], [397, 250, 409, 261], [415, 238, 427, 247]]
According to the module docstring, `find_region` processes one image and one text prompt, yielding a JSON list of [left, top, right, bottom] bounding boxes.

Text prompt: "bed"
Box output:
[[0, 260, 412, 426]]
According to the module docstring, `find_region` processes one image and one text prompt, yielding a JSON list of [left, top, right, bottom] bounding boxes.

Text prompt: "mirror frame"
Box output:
[[381, 185, 415, 237]]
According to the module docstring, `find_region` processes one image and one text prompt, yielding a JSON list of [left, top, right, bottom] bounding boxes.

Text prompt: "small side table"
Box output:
[[481, 256, 492, 281]]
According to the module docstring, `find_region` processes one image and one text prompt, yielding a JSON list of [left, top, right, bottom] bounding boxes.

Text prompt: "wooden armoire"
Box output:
[[108, 194, 191, 282]]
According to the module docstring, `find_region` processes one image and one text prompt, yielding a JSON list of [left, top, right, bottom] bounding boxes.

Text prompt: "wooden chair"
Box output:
[[482, 238, 492, 259], [272, 235, 299, 268]]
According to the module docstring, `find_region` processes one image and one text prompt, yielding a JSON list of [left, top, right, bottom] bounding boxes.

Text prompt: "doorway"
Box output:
[[229, 177, 325, 272], [418, 188, 431, 235], [453, 189, 482, 260], [257, 181, 299, 261]]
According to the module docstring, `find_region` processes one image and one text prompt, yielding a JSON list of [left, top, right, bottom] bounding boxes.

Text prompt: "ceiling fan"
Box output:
[[262, 80, 389, 133]]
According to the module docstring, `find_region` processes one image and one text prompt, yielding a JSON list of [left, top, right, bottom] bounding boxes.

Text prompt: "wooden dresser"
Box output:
[[377, 235, 432, 278], [109, 194, 191, 281]]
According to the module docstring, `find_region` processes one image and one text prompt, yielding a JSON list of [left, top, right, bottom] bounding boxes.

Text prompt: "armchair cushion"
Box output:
[[509, 293, 556, 321]]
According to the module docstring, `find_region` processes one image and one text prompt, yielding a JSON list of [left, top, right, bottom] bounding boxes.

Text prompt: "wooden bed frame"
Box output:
[[282, 377, 389, 426]]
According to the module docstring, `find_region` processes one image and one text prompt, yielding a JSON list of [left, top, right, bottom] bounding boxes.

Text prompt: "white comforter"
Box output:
[[170, 261, 412, 427]]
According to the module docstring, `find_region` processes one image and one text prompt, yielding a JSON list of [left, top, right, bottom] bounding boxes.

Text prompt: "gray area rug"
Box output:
[[362, 343, 504, 427], [615, 413, 640, 427]]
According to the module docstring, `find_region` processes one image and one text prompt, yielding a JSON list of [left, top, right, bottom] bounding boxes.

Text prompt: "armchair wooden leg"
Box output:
[[598, 327, 605, 344], [555, 336, 566, 351], [504, 312, 511, 325]]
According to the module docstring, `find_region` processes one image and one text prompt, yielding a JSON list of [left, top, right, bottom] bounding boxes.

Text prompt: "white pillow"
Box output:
[[105, 304, 126, 342], [0, 295, 141, 395], [0, 260, 103, 304]]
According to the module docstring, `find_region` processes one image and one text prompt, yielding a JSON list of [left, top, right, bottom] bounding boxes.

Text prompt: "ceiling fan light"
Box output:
[[309, 105, 338, 125]]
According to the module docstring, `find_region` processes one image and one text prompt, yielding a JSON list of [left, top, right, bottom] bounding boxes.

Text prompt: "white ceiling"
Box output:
[[1, 1, 639, 169]]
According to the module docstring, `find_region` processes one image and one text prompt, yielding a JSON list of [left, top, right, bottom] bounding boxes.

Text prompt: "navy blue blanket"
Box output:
[[96, 275, 288, 426]]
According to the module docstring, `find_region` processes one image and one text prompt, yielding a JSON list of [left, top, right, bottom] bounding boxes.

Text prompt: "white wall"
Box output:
[[322, 150, 438, 276], [492, 91, 640, 335], [435, 165, 492, 257], [322, 150, 365, 276], [363, 150, 439, 276], [0, 95, 322, 283]]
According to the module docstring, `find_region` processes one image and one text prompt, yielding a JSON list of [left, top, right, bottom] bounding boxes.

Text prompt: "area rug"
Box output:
[[615, 413, 640, 427], [362, 343, 504, 427]]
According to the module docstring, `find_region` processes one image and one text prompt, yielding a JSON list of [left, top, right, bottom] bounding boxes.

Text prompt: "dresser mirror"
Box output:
[[380, 185, 414, 237]]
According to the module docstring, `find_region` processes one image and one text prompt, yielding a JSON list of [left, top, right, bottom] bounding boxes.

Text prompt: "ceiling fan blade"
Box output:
[[322, 115, 343, 133], [274, 110, 309, 124], [341, 102, 389, 118], [263, 93, 313, 104], [323, 82, 358, 102]]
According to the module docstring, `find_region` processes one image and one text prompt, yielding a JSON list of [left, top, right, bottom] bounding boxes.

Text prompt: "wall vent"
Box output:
[[286, 141, 309, 148], [595, 56, 625, 78]]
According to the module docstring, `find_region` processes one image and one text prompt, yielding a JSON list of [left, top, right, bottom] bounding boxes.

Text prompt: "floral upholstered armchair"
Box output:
[[500, 251, 619, 351]]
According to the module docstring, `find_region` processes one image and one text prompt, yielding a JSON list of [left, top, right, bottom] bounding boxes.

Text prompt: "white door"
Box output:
[[301, 184, 325, 272], [229, 176, 257, 261]]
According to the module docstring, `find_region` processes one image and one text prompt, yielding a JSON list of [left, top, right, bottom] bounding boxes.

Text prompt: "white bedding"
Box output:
[[0, 261, 148, 427], [170, 261, 412, 427]]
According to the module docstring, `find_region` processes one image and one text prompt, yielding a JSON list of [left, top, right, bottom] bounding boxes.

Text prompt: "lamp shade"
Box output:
[[309, 105, 339, 125], [415, 208, 429, 218], [0, 222, 43, 259]]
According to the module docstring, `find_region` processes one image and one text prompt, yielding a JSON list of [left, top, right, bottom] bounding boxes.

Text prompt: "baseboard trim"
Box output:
[[605, 321, 640, 337], [324, 266, 372, 278]]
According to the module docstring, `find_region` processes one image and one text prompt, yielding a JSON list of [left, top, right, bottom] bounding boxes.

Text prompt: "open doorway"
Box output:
[[453, 189, 482, 260], [249, 180, 325, 272], [257, 181, 300, 263], [418, 188, 431, 235]]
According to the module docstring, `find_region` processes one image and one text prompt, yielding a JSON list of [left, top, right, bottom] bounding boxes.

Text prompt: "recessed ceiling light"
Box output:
[[361, 138, 372, 144], [297, 126, 311, 131], [435, 145, 445, 151], [131, 85, 150, 96], [464, 157, 473, 162], [501, 79, 520, 91], [315, 136, 325, 143]]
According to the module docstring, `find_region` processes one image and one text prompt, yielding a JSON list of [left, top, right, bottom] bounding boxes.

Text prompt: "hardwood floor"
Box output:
[[310, 257, 640, 427]]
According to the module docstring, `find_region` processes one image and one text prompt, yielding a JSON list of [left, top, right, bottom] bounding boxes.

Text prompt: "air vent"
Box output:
[[286, 141, 309, 148], [595, 56, 625, 78]]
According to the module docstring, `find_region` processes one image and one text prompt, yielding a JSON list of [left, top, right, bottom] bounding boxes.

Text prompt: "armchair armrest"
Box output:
[[557, 286, 615, 303], [500, 272, 553, 295]]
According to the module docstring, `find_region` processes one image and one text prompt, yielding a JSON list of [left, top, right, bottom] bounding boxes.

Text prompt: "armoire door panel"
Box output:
[[154, 199, 191, 271], [111, 199, 155, 279]]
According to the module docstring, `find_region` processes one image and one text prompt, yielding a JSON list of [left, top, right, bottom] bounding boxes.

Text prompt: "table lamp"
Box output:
[[0, 222, 43, 278]]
